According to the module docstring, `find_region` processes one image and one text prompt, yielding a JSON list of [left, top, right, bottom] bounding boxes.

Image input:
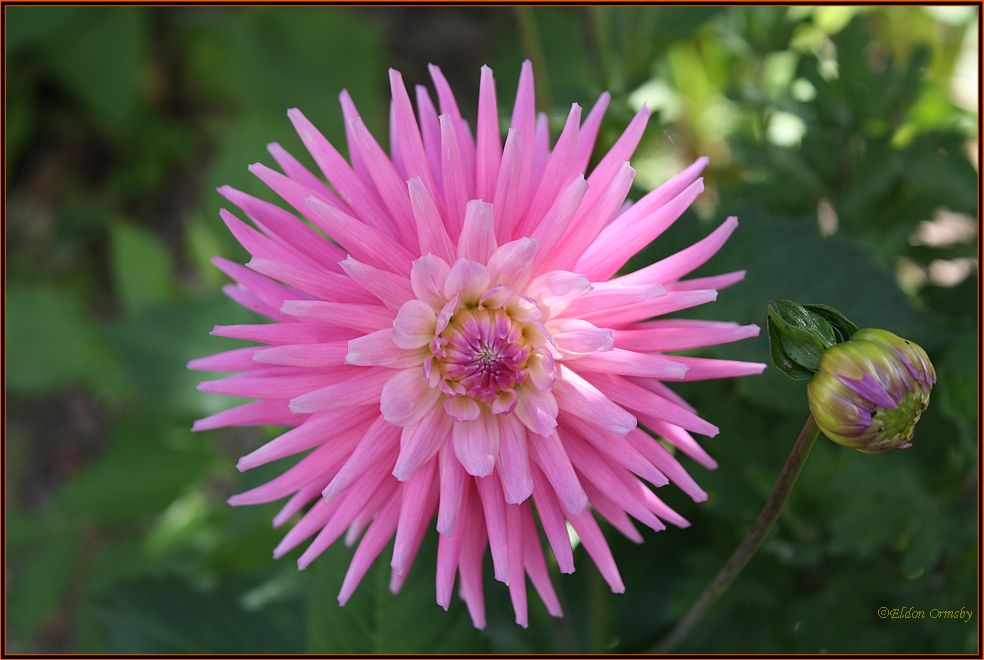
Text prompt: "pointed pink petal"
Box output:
[[626, 428, 707, 501], [302, 193, 415, 275], [496, 414, 533, 504], [453, 412, 499, 477], [514, 387, 559, 437], [287, 107, 393, 235], [572, 91, 611, 173], [247, 257, 372, 304], [393, 401, 452, 481], [505, 501, 528, 627], [457, 487, 488, 629], [570, 348, 688, 380], [281, 300, 393, 333], [392, 458, 438, 575], [576, 177, 705, 280], [529, 465, 575, 573], [566, 508, 624, 593], [487, 238, 538, 292], [338, 491, 401, 604], [218, 186, 345, 269], [552, 366, 637, 436], [237, 406, 376, 471], [564, 434, 665, 532], [547, 319, 613, 357], [646, 419, 718, 469], [617, 216, 740, 287], [528, 431, 587, 514], [614, 321, 760, 352], [346, 329, 423, 368], [545, 162, 635, 272], [437, 443, 466, 534], [582, 480, 643, 543], [670, 356, 767, 381], [191, 399, 296, 432], [338, 90, 377, 190], [339, 257, 414, 310], [665, 270, 746, 292], [578, 289, 719, 328], [253, 341, 348, 368], [439, 114, 469, 239], [297, 462, 396, 569], [476, 474, 508, 583], [492, 128, 527, 242], [585, 373, 719, 438], [563, 416, 668, 489], [211, 322, 356, 345], [389, 69, 440, 198], [289, 368, 392, 414], [519, 103, 581, 237], [530, 175, 588, 273], [457, 199, 497, 263], [322, 416, 401, 501], [563, 282, 666, 318], [266, 142, 350, 215], [475, 65, 502, 202], [408, 177, 457, 262], [188, 346, 262, 372], [521, 505, 563, 616]]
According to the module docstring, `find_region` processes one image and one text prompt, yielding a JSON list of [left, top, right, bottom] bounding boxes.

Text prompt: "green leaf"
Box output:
[[7, 519, 78, 641], [5, 6, 87, 53], [306, 536, 488, 653], [5, 284, 121, 395], [934, 329, 977, 448], [108, 295, 254, 414], [89, 573, 305, 652], [110, 222, 175, 315], [54, 415, 214, 524], [39, 8, 149, 132]]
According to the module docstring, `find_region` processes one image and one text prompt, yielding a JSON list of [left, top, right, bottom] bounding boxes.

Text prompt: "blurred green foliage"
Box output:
[[5, 6, 978, 653]]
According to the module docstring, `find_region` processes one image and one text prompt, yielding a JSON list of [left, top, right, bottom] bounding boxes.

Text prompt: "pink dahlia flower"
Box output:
[[191, 62, 764, 628]]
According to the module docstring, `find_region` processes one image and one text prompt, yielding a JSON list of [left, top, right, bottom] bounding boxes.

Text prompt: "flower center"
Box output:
[[434, 308, 531, 403], [418, 282, 556, 419]]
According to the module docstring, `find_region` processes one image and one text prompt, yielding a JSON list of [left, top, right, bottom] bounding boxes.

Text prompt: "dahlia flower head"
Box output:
[[191, 61, 765, 628]]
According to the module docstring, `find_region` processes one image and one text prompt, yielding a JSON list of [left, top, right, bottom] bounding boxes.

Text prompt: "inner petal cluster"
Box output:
[[435, 307, 529, 402], [424, 279, 556, 422]]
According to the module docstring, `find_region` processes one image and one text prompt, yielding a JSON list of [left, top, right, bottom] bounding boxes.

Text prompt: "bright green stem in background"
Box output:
[[652, 416, 821, 653], [514, 7, 552, 112]]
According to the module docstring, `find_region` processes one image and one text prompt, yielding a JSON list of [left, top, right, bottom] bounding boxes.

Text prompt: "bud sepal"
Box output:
[[767, 299, 858, 381]]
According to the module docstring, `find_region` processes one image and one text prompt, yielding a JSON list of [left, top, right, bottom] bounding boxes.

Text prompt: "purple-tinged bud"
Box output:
[[807, 329, 935, 453]]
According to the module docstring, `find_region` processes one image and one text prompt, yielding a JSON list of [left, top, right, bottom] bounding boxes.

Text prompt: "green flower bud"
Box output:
[[767, 299, 858, 381], [807, 329, 936, 453]]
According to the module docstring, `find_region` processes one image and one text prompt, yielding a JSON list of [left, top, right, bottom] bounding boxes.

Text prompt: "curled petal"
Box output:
[[547, 318, 615, 357], [381, 368, 440, 426], [410, 254, 451, 309], [443, 259, 491, 305], [393, 300, 437, 349], [445, 396, 481, 422], [453, 412, 499, 477], [514, 387, 559, 437]]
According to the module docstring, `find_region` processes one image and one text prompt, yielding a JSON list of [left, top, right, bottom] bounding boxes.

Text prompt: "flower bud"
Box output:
[[807, 329, 935, 453], [767, 299, 858, 381]]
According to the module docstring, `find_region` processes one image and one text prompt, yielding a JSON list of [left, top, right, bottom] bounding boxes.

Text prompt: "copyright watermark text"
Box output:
[[877, 606, 974, 623]]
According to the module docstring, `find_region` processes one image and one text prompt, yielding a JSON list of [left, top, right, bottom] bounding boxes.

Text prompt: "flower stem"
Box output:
[[514, 7, 552, 112], [652, 415, 821, 653]]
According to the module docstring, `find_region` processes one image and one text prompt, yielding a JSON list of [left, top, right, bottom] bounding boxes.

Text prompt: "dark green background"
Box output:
[[6, 5, 979, 653]]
